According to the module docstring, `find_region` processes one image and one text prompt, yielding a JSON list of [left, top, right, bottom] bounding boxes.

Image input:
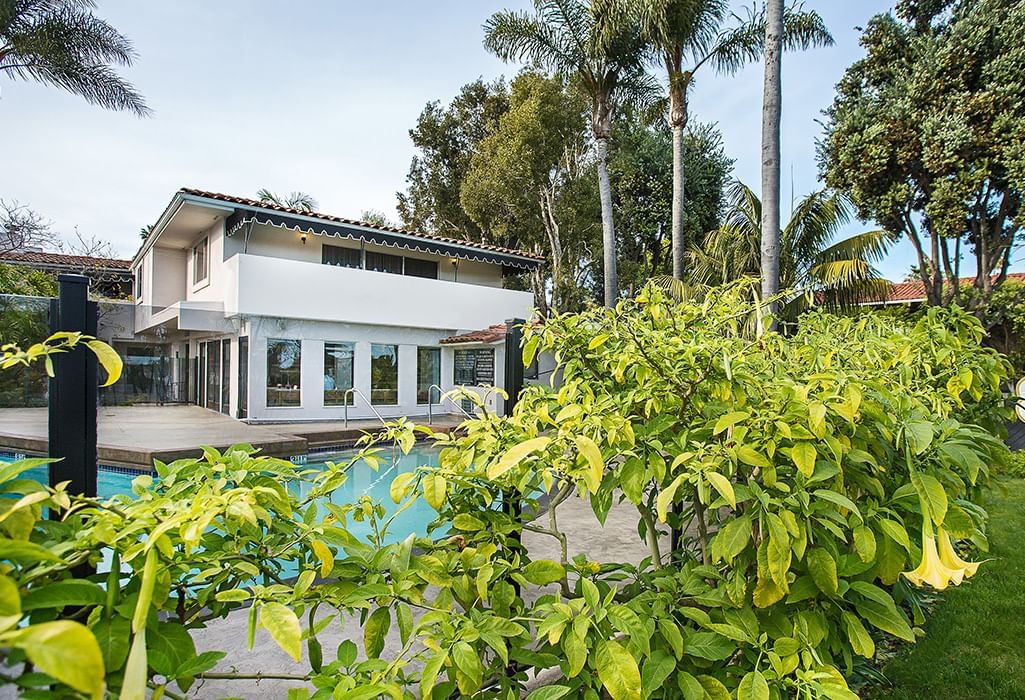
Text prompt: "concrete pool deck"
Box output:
[[0, 405, 464, 468]]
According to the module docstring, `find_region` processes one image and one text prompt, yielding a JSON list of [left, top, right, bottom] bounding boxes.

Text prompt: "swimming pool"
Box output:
[[0, 444, 444, 544]]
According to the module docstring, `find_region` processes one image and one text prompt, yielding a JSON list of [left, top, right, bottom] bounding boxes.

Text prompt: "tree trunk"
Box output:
[[595, 137, 618, 308], [671, 125, 686, 280], [759, 0, 784, 325]]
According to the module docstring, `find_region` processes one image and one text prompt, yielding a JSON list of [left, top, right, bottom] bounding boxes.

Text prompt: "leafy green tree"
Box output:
[[256, 188, 317, 212], [0, 0, 149, 115], [460, 72, 598, 315], [397, 78, 509, 239], [638, 0, 832, 282], [689, 182, 891, 312], [610, 118, 732, 297], [0, 262, 56, 296], [820, 0, 1024, 307], [484, 0, 655, 308]]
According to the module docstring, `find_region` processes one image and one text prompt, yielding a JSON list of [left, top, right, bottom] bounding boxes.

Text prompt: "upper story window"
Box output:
[[192, 237, 208, 285], [134, 264, 143, 300], [404, 257, 439, 279], [323, 244, 361, 269], [365, 251, 403, 275]]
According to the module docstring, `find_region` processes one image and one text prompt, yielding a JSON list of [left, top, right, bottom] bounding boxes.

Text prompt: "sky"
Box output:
[[1, 0, 1019, 280]]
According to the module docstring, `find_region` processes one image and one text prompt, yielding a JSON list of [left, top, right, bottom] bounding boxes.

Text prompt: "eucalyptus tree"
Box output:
[[256, 189, 318, 212], [639, 0, 832, 282], [484, 0, 655, 307], [760, 0, 784, 322], [0, 0, 149, 115], [688, 182, 891, 312]]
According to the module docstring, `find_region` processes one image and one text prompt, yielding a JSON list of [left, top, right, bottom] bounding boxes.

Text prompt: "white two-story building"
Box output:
[[130, 188, 542, 422]]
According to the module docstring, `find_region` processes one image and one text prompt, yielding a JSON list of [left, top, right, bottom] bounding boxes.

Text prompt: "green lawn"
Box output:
[[872, 479, 1025, 699]]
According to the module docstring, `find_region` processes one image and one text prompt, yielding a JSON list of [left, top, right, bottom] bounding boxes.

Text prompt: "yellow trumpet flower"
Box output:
[[902, 523, 961, 590], [937, 527, 980, 584]]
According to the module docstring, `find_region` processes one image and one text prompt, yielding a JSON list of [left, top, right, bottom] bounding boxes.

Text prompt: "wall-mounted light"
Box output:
[[450, 258, 458, 282], [300, 232, 308, 245]]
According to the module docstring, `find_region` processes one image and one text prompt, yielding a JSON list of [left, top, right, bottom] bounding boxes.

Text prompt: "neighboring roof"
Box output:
[[861, 272, 1025, 305], [0, 251, 132, 271], [441, 323, 509, 345], [177, 188, 544, 269]]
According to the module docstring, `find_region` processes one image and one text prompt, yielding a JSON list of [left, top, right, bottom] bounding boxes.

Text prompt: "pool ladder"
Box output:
[[341, 387, 388, 428], [426, 384, 478, 425]]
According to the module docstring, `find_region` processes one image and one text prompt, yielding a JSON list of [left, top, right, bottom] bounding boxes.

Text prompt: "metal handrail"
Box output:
[[426, 384, 475, 425], [342, 387, 388, 428]]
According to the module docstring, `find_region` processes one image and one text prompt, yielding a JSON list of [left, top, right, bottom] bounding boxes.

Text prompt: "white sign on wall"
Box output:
[[1017, 377, 1025, 423]]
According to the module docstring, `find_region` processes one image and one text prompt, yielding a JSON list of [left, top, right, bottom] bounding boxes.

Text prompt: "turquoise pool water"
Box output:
[[0, 444, 443, 544]]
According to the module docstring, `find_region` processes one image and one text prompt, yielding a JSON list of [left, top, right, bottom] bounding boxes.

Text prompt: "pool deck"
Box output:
[[0, 405, 465, 469]]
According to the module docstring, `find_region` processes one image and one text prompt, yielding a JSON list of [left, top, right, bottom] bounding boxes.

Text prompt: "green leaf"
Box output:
[[737, 670, 770, 700], [85, 339, 123, 386], [683, 631, 734, 661], [487, 437, 551, 479], [90, 617, 130, 672], [14, 621, 105, 700], [711, 515, 752, 564], [595, 639, 641, 700], [736, 446, 770, 469], [641, 650, 675, 698], [904, 420, 933, 455], [851, 582, 915, 642], [423, 474, 447, 511], [389, 472, 416, 503], [842, 611, 875, 658], [452, 640, 483, 694], [807, 548, 838, 596], [311, 539, 334, 578], [420, 649, 448, 699], [853, 525, 877, 563], [714, 411, 749, 435], [21, 579, 105, 611], [174, 650, 227, 678], [260, 602, 302, 662], [792, 442, 817, 477], [705, 472, 736, 508], [813, 489, 863, 522], [147, 622, 196, 676], [878, 519, 911, 551], [522, 559, 565, 586], [697, 674, 732, 700], [337, 639, 357, 667], [525, 686, 573, 700], [576, 435, 604, 494], [452, 513, 485, 531], [363, 606, 391, 660], [656, 474, 685, 522], [912, 472, 948, 526], [0, 538, 62, 562]]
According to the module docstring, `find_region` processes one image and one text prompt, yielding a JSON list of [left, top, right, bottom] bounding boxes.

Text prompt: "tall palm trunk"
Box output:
[[595, 137, 618, 307], [669, 75, 687, 280], [759, 0, 784, 325]]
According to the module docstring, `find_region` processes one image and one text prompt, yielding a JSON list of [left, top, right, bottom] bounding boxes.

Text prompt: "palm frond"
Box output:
[[650, 274, 703, 301], [706, 1, 833, 75]]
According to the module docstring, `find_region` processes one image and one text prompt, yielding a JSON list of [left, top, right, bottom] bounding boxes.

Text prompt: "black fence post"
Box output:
[[48, 274, 98, 500], [502, 319, 526, 585]]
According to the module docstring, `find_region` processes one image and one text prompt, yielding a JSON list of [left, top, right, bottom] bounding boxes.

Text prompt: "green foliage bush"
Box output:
[[0, 285, 1011, 699]]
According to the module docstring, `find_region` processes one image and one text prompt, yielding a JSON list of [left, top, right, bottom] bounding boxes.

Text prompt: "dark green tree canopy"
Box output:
[[397, 78, 509, 240], [819, 0, 1024, 305]]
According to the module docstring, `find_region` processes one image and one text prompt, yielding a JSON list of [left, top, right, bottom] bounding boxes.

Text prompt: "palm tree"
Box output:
[[0, 0, 149, 116], [687, 182, 892, 311], [638, 0, 832, 282], [484, 0, 654, 308], [256, 189, 318, 212], [760, 0, 784, 325]]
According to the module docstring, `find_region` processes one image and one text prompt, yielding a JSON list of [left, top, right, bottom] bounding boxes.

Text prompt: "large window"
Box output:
[[324, 342, 355, 406], [267, 339, 301, 407], [134, 265, 143, 300], [192, 237, 208, 285], [204, 341, 220, 411], [238, 337, 248, 419], [323, 244, 361, 269], [371, 344, 399, 404], [417, 347, 441, 404], [405, 257, 439, 279], [365, 251, 402, 275], [454, 348, 495, 385]]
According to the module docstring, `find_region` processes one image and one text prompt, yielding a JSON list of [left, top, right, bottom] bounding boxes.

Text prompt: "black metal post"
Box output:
[[502, 319, 526, 585], [48, 274, 98, 499]]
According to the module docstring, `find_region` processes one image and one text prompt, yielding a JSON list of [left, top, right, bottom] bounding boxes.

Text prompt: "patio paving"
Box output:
[[0, 405, 464, 468]]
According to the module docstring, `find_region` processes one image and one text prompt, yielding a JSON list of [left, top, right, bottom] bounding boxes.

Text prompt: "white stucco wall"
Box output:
[[231, 253, 533, 331]]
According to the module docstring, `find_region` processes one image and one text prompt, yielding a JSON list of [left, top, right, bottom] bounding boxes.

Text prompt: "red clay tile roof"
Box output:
[[440, 324, 509, 345], [179, 188, 545, 262], [0, 251, 131, 270], [862, 272, 1025, 304]]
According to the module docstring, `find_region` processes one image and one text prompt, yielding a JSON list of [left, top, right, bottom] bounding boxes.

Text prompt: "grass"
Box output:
[[871, 478, 1025, 699]]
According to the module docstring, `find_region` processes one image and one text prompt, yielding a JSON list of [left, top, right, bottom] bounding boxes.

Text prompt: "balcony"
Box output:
[[228, 253, 534, 330]]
